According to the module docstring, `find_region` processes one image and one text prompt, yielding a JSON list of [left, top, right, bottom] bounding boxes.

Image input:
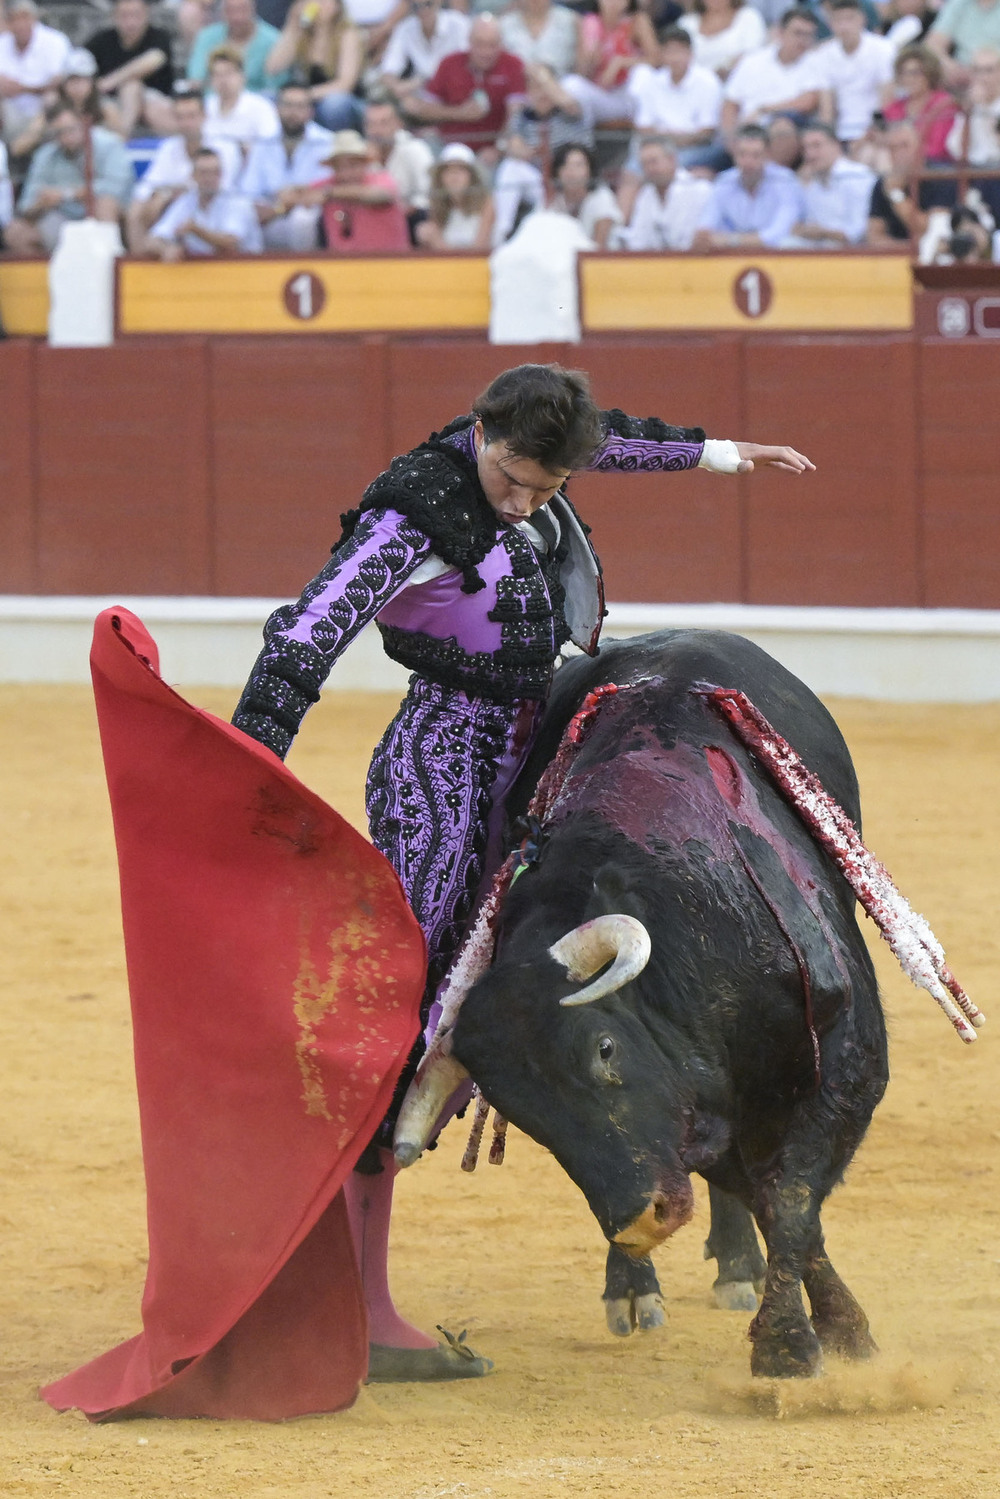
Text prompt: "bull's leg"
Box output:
[[802, 1239, 877, 1361], [704, 1184, 766, 1312], [603, 1245, 665, 1337], [749, 1177, 825, 1379]]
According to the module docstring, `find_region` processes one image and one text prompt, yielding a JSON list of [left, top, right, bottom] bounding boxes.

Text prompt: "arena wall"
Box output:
[[0, 331, 997, 609]]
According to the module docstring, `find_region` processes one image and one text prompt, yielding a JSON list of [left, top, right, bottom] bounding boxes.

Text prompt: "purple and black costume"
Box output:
[[233, 409, 706, 1110]]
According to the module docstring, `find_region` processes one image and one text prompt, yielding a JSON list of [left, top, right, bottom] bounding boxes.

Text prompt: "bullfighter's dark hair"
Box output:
[[472, 364, 604, 473]]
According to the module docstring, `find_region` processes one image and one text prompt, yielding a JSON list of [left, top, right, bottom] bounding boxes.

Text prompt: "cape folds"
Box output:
[[41, 609, 426, 1421]]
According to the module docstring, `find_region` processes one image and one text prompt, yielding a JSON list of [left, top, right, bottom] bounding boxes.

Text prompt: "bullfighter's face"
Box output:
[[474, 420, 570, 528]]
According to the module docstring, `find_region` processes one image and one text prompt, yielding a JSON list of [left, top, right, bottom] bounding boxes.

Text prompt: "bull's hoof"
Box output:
[[605, 1297, 636, 1337], [366, 1343, 494, 1383], [605, 1291, 665, 1336], [635, 1292, 666, 1331], [812, 1317, 878, 1362], [713, 1278, 759, 1313], [749, 1322, 823, 1380]]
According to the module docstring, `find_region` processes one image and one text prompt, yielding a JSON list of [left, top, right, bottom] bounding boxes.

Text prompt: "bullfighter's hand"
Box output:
[[734, 443, 815, 475]]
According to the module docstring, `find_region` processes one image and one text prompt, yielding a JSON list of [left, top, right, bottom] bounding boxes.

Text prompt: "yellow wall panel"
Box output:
[[582, 254, 913, 332], [0, 261, 49, 336], [118, 256, 491, 334]]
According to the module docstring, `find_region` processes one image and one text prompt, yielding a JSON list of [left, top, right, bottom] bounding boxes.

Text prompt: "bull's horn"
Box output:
[[393, 1049, 471, 1168], [550, 915, 651, 1007]]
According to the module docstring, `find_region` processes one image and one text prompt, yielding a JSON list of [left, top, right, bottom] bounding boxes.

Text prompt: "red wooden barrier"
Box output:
[[0, 332, 995, 608]]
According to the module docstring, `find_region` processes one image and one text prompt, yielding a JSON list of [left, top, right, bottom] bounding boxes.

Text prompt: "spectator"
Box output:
[[204, 48, 281, 150], [561, 0, 658, 124], [408, 17, 527, 153], [882, 0, 934, 53], [5, 104, 133, 254], [928, 0, 1000, 84], [379, 0, 470, 107], [415, 138, 494, 246], [0, 0, 70, 146], [266, 0, 364, 129], [549, 139, 623, 246], [627, 27, 723, 158], [815, 0, 894, 147], [789, 120, 875, 243], [86, 0, 175, 138], [0, 138, 12, 237], [239, 80, 331, 246], [10, 48, 123, 161], [947, 46, 1000, 161], [188, 0, 284, 94], [866, 117, 954, 242], [148, 145, 263, 256], [507, 62, 593, 154], [363, 96, 433, 225], [883, 43, 957, 161], [500, 0, 579, 79], [311, 126, 410, 247], [721, 8, 822, 138], [679, 0, 766, 81], [766, 111, 802, 167], [126, 85, 243, 252], [616, 134, 712, 247], [692, 121, 805, 247]]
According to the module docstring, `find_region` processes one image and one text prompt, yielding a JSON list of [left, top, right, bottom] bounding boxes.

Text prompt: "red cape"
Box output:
[[41, 609, 425, 1421]]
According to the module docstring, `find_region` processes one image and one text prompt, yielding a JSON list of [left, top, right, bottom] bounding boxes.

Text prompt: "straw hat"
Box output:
[[321, 129, 371, 165]]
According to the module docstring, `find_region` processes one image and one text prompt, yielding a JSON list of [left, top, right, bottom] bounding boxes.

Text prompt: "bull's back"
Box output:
[[514, 630, 860, 826]]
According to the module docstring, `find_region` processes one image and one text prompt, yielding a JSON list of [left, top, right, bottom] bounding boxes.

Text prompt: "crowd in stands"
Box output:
[[2, 0, 1000, 260]]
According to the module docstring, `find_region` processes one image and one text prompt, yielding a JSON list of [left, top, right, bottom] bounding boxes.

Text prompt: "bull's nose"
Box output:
[[612, 1189, 693, 1258]]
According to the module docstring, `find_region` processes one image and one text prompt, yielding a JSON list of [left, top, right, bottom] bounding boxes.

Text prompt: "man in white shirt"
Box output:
[[241, 81, 333, 249], [126, 86, 243, 252], [722, 8, 822, 139], [617, 135, 713, 249], [0, 0, 70, 144], [947, 46, 1000, 160], [149, 146, 263, 257], [363, 97, 433, 222], [787, 121, 875, 244], [379, 0, 470, 107], [814, 0, 894, 144], [628, 28, 723, 150], [203, 46, 280, 153]]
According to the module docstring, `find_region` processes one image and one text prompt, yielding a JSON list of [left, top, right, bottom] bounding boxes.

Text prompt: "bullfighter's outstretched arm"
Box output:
[[588, 409, 815, 477], [232, 507, 433, 759]]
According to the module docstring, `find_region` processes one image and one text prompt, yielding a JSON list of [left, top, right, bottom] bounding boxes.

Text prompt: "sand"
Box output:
[[2, 685, 999, 1499]]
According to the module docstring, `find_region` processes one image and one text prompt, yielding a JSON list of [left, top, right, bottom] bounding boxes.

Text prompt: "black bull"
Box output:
[[449, 630, 889, 1378]]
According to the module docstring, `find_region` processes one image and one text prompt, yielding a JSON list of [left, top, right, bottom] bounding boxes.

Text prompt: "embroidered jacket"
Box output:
[[233, 409, 706, 757]]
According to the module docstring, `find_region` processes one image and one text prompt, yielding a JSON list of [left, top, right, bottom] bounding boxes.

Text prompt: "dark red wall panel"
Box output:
[[0, 341, 36, 591], [743, 337, 920, 607], [3, 331, 998, 609], [919, 342, 1000, 608], [33, 342, 212, 595], [210, 338, 392, 596], [571, 337, 745, 603]]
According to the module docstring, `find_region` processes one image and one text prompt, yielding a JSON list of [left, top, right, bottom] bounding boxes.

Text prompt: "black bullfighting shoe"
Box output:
[[366, 1328, 494, 1383]]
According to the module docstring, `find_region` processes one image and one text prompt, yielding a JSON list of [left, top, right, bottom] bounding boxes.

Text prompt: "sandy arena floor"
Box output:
[[2, 683, 999, 1499]]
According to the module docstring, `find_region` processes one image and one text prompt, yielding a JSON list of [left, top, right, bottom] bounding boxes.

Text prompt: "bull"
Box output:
[[398, 629, 890, 1378]]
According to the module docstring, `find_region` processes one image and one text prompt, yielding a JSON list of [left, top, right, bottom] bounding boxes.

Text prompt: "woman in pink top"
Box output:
[[563, 0, 658, 122], [883, 43, 957, 160]]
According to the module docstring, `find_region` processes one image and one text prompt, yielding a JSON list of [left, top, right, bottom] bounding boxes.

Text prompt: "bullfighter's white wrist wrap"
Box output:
[[698, 439, 742, 474]]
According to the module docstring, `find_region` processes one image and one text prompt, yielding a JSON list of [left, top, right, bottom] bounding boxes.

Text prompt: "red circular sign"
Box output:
[[732, 266, 774, 319], [283, 270, 327, 321]]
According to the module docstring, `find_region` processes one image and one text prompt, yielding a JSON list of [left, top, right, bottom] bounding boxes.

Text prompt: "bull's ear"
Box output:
[[678, 1111, 730, 1171]]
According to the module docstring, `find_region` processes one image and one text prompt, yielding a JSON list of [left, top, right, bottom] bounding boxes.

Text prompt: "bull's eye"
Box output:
[[598, 1036, 615, 1062]]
